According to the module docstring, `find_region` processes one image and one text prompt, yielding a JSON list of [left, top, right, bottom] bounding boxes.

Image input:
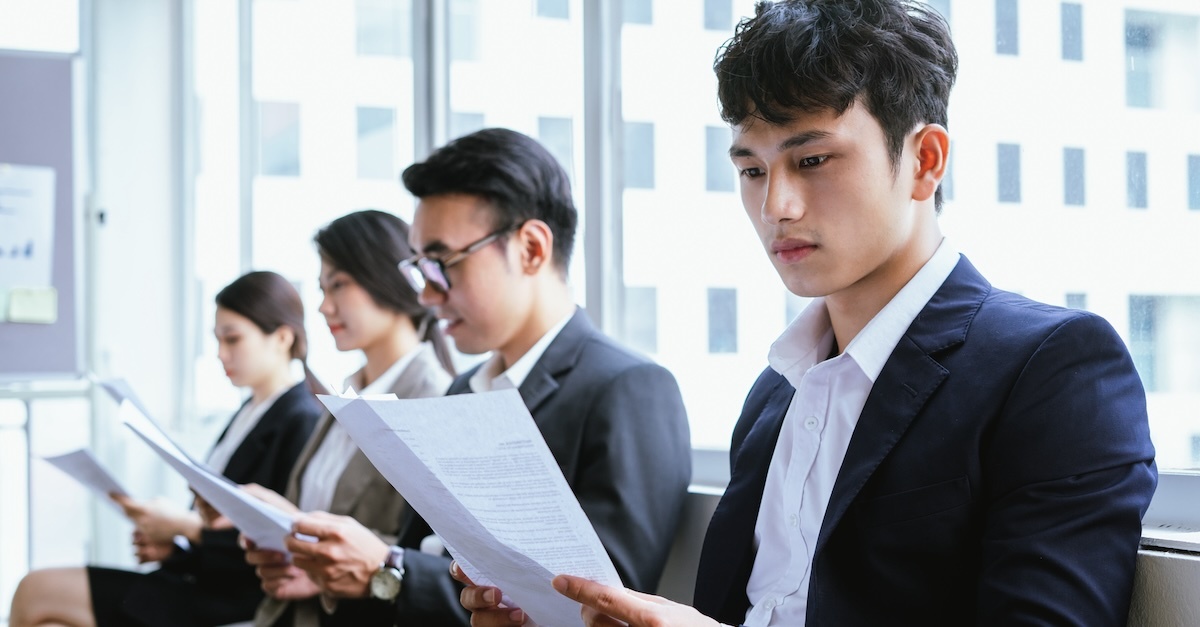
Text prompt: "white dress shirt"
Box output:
[[205, 382, 293, 475], [743, 240, 960, 627], [468, 312, 573, 393], [297, 344, 427, 513]]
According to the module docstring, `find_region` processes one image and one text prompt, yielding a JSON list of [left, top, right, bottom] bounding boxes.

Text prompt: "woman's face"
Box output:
[[214, 306, 292, 389], [317, 260, 404, 353]]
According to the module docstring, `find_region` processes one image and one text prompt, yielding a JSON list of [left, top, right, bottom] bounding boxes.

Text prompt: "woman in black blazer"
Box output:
[[9, 271, 323, 627]]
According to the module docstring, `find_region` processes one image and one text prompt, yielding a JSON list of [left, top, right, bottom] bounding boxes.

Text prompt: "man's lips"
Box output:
[[772, 239, 817, 263]]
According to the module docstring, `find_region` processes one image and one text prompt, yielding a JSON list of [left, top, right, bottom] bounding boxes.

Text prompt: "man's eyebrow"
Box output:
[[729, 130, 834, 159], [421, 241, 451, 255]]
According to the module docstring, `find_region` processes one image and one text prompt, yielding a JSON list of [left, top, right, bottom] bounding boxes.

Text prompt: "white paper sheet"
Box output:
[[318, 389, 621, 627], [0, 163, 56, 291], [99, 378, 303, 555], [42, 448, 128, 513]]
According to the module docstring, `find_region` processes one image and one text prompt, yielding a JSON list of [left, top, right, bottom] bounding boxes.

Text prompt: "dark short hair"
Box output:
[[315, 209, 455, 375], [715, 0, 957, 209], [401, 128, 577, 272]]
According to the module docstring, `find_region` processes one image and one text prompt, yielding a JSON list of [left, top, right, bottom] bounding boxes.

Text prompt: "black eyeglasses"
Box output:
[[398, 225, 516, 293]]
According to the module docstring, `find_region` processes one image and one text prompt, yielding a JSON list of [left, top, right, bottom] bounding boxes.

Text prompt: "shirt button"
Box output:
[[803, 416, 819, 431], [789, 513, 799, 528], [765, 599, 776, 610]]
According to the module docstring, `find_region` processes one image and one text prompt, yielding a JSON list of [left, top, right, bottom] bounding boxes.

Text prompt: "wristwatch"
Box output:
[[369, 545, 405, 602]]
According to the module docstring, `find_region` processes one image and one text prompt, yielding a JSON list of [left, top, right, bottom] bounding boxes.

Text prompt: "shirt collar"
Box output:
[[769, 239, 960, 386], [469, 310, 575, 393]]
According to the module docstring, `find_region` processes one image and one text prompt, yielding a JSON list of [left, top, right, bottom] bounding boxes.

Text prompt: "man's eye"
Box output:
[[739, 167, 765, 178], [798, 155, 828, 167]]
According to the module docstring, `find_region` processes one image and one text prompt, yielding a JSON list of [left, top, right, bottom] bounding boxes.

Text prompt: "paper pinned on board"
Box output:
[[318, 389, 621, 627], [42, 448, 128, 513], [98, 378, 306, 555]]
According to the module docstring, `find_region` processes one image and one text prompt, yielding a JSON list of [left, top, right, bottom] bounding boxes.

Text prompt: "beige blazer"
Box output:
[[254, 345, 452, 627]]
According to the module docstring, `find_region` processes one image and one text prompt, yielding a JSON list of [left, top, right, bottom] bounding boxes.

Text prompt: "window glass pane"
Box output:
[[356, 0, 411, 57], [925, 0, 950, 24], [707, 288, 738, 354], [997, 143, 1021, 202], [704, 0, 733, 31], [1127, 151, 1148, 209], [1192, 435, 1200, 466], [1063, 147, 1085, 206], [624, 0, 652, 25], [624, 122, 656, 190], [258, 101, 301, 177], [995, 0, 1018, 55], [538, 116, 576, 184], [1189, 154, 1200, 210], [1125, 11, 1200, 110], [450, 0, 480, 62], [1130, 296, 1200, 395], [625, 286, 658, 355], [357, 106, 395, 179], [1129, 296, 1157, 392], [449, 111, 486, 141], [0, 0, 78, 53], [705, 125, 734, 192], [537, 0, 569, 20], [1066, 293, 1087, 310], [1061, 3, 1082, 61]]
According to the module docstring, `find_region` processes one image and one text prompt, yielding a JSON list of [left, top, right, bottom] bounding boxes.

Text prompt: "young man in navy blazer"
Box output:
[[460, 1, 1158, 626], [275, 128, 692, 626]]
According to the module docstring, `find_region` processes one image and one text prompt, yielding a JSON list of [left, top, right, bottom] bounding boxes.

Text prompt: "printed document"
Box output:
[[318, 389, 621, 627], [42, 448, 128, 513]]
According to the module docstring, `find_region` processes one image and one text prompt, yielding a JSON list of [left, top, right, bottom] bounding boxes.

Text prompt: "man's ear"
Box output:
[[911, 123, 949, 202], [515, 219, 555, 275]]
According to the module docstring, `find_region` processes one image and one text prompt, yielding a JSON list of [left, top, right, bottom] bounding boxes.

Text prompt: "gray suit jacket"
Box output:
[[380, 308, 693, 626], [254, 344, 452, 627]]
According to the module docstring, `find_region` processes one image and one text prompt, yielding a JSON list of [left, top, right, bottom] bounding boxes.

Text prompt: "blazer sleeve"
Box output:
[[976, 313, 1156, 626], [575, 361, 692, 593]]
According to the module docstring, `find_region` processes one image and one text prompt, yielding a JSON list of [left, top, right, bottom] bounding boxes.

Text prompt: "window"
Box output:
[[624, 122, 656, 189], [537, 117, 575, 184], [1130, 296, 1200, 394], [704, 0, 732, 31], [1066, 293, 1087, 310], [356, 107, 395, 180], [1063, 147, 1085, 206], [1189, 155, 1200, 210], [356, 0, 411, 57], [1129, 296, 1157, 392], [449, 111, 485, 141], [706, 125, 734, 192], [995, 0, 1018, 55], [708, 288, 738, 354], [1061, 3, 1082, 61], [997, 143, 1021, 203], [1125, 11, 1200, 110], [624, 0, 652, 25], [536, 0, 569, 20], [925, 0, 950, 24], [625, 286, 658, 354], [258, 102, 300, 177], [1127, 151, 1148, 209], [450, 0, 479, 61]]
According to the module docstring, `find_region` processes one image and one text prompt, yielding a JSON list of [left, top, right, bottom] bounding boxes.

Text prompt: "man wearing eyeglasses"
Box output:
[[278, 128, 693, 626]]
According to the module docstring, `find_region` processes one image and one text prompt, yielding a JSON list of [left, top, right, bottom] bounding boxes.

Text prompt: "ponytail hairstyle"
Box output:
[[313, 210, 456, 376], [215, 270, 327, 395]]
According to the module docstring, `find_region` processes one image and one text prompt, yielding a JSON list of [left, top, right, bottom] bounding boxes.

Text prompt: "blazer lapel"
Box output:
[[518, 309, 591, 416], [815, 255, 990, 554]]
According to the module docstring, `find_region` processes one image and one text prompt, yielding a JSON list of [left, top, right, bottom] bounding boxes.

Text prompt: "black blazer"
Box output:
[[353, 308, 693, 627], [693, 256, 1157, 626]]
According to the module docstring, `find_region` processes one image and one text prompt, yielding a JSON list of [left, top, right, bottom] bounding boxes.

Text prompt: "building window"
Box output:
[[705, 125, 733, 192], [1125, 18, 1155, 108], [625, 286, 658, 354], [537, 116, 575, 184], [1129, 296, 1200, 394], [356, 0, 411, 58], [926, 0, 950, 25], [997, 143, 1021, 203], [1065, 293, 1087, 310], [708, 287, 738, 354], [623, 0, 651, 25], [536, 0, 568, 20], [450, 0, 478, 62], [258, 102, 300, 177], [624, 121, 656, 189], [1129, 295, 1157, 392], [704, 0, 732, 31], [1189, 155, 1200, 211], [1061, 3, 1082, 61], [1063, 147, 1085, 206], [449, 111, 485, 141], [995, 0, 1018, 55], [356, 107, 394, 180], [1127, 151, 1148, 209]]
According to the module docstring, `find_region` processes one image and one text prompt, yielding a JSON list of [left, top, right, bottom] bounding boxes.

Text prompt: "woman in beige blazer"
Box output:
[[245, 210, 455, 627]]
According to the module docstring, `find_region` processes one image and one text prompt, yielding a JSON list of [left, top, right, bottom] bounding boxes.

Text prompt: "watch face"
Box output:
[[370, 567, 402, 601]]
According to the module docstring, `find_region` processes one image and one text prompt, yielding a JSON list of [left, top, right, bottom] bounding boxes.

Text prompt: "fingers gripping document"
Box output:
[[97, 378, 307, 555], [317, 389, 622, 627]]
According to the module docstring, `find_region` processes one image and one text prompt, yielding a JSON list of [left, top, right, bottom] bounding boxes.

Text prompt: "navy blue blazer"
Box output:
[[694, 256, 1157, 626], [375, 308, 693, 627]]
